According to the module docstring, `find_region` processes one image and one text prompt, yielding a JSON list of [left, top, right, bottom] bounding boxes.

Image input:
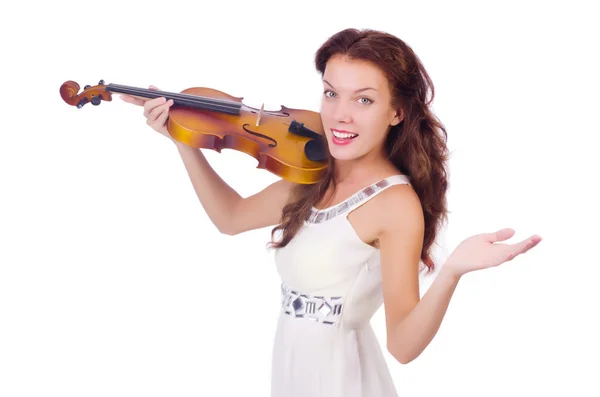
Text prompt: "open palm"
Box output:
[[444, 228, 542, 278]]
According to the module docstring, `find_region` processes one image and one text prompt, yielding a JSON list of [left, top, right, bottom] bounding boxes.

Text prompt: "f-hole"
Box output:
[[242, 124, 277, 147]]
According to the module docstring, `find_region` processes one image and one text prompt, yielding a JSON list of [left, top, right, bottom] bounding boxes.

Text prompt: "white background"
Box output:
[[1, 0, 598, 396]]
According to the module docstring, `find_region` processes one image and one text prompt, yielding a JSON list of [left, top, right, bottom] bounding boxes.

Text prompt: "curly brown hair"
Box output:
[[269, 28, 451, 274]]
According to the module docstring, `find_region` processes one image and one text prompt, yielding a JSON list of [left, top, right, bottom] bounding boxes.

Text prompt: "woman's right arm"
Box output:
[[174, 142, 295, 235], [120, 86, 295, 236]]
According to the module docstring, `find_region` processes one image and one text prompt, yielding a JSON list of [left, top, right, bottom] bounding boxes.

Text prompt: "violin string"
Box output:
[[108, 84, 241, 113], [107, 84, 242, 114], [107, 84, 240, 106]]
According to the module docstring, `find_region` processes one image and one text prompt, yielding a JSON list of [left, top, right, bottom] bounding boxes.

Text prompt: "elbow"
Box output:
[[218, 225, 239, 236], [396, 355, 415, 365], [218, 202, 242, 236], [390, 350, 415, 365], [218, 220, 246, 236], [387, 342, 415, 365], [217, 214, 238, 236]]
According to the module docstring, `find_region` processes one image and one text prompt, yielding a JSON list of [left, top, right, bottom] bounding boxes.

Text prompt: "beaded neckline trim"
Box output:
[[307, 178, 397, 224]]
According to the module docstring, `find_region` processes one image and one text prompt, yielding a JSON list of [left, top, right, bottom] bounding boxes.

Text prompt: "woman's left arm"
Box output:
[[377, 186, 541, 365]]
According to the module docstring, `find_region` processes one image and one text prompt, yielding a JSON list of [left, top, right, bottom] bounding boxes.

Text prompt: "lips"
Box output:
[[331, 129, 358, 139], [330, 128, 358, 146]]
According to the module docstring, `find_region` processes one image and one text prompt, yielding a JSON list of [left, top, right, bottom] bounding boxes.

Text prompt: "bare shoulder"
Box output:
[[371, 182, 424, 235]]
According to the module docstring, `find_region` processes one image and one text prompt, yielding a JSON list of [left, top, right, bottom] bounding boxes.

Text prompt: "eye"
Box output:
[[358, 97, 373, 105], [324, 90, 336, 98]]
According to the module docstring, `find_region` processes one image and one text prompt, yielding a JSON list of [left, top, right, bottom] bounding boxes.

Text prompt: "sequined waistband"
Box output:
[[280, 284, 344, 326]]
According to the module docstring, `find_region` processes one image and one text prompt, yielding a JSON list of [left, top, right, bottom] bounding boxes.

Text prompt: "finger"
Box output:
[[121, 85, 160, 107], [147, 102, 167, 124], [155, 103, 172, 129], [517, 235, 542, 254], [119, 94, 146, 106], [148, 100, 173, 124], [502, 235, 542, 262], [143, 97, 167, 118], [484, 228, 515, 243]]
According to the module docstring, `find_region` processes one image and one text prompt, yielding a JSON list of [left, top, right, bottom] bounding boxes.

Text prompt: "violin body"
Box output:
[[60, 80, 328, 184], [168, 87, 326, 184]]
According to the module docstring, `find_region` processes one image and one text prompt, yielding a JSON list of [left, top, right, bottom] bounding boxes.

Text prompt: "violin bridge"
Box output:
[[256, 103, 264, 127]]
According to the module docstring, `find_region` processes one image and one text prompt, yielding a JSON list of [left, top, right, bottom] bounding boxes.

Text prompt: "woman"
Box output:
[[120, 28, 541, 397]]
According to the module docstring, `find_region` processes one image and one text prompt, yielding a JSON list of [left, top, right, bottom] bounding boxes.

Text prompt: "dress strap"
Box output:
[[344, 174, 411, 212], [308, 174, 411, 224]]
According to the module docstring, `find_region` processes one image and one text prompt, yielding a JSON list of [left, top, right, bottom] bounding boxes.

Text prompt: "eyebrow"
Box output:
[[323, 79, 377, 93]]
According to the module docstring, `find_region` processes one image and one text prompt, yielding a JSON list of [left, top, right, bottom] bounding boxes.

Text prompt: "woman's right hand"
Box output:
[[119, 85, 175, 141]]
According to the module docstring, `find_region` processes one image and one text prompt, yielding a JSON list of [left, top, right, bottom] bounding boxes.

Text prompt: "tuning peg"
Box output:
[[98, 79, 104, 85], [84, 85, 91, 90], [77, 98, 88, 109], [91, 95, 101, 106]]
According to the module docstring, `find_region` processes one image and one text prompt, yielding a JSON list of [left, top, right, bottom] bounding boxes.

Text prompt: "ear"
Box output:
[[391, 110, 404, 126]]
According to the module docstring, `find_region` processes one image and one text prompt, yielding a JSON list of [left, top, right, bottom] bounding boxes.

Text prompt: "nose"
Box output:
[[331, 101, 353, 124]]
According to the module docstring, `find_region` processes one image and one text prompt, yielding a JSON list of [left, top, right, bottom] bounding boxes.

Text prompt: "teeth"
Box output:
[[332, 130, 358, 139]]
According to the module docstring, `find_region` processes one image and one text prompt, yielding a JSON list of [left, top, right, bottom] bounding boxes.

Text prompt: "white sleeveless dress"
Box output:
[[271, 174, 412, 397]]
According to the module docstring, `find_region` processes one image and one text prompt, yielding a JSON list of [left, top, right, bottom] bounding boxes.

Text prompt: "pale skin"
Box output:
[[120, 54, 542, 365]]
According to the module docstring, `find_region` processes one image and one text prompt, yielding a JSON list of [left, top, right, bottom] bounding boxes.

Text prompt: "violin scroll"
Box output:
[[60, 80, 112, 108]]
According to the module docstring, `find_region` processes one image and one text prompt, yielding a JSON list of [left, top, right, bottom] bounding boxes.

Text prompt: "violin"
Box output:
[[59, 79, 328, 184]]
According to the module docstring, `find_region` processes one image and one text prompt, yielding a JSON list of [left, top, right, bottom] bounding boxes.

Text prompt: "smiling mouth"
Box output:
[[331, 129, 359, 139]]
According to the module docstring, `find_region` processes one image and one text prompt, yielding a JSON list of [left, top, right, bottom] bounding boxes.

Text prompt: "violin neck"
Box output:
[[106, 84, 242, 115]]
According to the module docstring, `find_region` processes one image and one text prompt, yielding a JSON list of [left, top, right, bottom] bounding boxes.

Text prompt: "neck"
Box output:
[[333, 158, 393, 185], [106, 84, 242, 115], [333, 145, 394, 184]]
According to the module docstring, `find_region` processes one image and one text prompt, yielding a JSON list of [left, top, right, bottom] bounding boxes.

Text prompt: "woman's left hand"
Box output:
[[443, 228, 542, 279]]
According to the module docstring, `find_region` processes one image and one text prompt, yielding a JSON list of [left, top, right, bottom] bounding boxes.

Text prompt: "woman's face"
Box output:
[[320, 54, 402, 162]]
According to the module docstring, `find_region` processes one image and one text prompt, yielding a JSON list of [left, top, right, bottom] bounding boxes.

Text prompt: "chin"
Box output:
[[326, 136, 364, 161], [328, 146, 363, 162]]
